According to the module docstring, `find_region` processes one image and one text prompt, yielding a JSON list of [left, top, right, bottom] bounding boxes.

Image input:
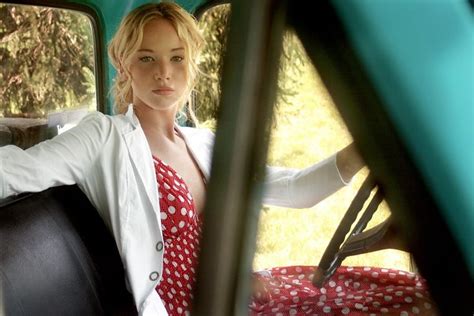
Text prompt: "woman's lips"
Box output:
[[153, 88, 174, 95]]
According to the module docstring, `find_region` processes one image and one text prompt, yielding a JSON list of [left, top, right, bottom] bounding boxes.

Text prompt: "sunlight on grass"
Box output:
[[253, 35, 411, 272]]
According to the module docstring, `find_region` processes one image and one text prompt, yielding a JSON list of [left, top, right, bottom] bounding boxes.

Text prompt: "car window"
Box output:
[[196, 4, 411, 272], [0, 3, 96, 148]]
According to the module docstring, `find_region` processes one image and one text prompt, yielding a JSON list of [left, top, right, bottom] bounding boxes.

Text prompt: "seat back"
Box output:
[[0, 185, 136, 315]]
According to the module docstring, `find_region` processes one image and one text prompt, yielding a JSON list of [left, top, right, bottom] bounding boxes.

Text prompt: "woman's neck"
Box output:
[[134, 105, 178, 141]]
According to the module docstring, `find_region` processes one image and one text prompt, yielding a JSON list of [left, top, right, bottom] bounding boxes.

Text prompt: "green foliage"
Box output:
[[195, 4, 230, 122], [195, 5, 307, 124], [0, 4, 95, 118]]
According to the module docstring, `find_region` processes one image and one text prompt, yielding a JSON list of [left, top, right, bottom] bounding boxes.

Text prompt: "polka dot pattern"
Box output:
[[249, 266, 438, 315], [153, 156, 201, 315]]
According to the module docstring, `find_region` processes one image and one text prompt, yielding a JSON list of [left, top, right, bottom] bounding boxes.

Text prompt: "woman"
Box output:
[[0, 2, 436, 315]]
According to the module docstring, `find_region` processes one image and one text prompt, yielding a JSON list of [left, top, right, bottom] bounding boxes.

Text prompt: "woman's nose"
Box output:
[[154, 61, 170, 81]]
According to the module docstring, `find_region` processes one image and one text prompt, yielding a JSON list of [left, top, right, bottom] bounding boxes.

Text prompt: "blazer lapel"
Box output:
[[122, 110, 160, 217]]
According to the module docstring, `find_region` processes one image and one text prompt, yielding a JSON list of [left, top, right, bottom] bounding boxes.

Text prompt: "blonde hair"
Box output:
[[108, 2, 203, 116]]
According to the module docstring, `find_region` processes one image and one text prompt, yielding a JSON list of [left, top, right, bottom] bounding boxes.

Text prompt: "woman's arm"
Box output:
[[262, 142, 364, 208], [0, 112, 110, 198], [335, 142, 364, 183]]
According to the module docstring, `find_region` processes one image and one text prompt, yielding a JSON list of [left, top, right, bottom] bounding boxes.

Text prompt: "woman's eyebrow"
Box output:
[[136, 47, 184, 53]]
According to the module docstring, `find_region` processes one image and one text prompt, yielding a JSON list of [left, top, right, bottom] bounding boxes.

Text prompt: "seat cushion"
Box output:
[[0, 185, 136, 315]]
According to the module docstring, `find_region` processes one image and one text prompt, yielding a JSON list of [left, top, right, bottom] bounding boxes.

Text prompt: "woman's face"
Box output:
[[128, 18, 188, 113]]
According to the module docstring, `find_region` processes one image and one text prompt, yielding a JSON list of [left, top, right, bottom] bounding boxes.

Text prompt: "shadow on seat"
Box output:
[[0, 185, 136, 315], [313, 173, 407, 287]]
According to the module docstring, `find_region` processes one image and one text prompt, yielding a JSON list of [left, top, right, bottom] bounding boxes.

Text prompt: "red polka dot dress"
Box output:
[[153, 156, 202, 315], [250, 266, 438, 315], [152, 155, 438, 315]]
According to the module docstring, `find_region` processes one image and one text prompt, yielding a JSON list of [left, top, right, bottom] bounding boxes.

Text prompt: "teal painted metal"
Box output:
[[332, 0, 474, 275], [63, 0, 207, 113]]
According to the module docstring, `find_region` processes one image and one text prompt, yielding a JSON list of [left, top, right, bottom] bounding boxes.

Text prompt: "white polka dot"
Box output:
[[400, 312, 408, 316], [319, 295, 327, 302], [180, 208, 187, 215], [179, 221, 185, 228], [353, 282, 360, 289], [160, 212, 167, 220], [290, 290, 297, 296], [355, 303, 363, 309], [335, 286, 342, 292], [168, 206, 176, 213], [177, 307, 183, 314], [289, 309, 297, 315], [178, 195, 185, 202], [164, 183, 171, 190], [298, 274, 305, 280], [371, 272, 379, 278], [384, 295, 393, 301], [335, 298, 343, 305], [415, 292, 423, 298], [364, 267, 371, 271], [292, 296, 299, 303], [393, 304, 401, 308], [280, 269, 287, 274], [404, 296, 413, 303], [323, 306, 331, 313], [337, 291, 346, 297], [342, 307, 350, 314], [395, 290, 404, 296], [329, 281, 336, 287], [320, 287, 327, 294], [370, 283, 378, 289], [171, 226, 178, 233], [347, 267, 354, 271], [381, 307, 389, 313], [167, 194, 175, 201]]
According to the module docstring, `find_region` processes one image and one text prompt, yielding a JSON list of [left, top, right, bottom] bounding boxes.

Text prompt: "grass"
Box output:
[[252, 50, 411, 272]]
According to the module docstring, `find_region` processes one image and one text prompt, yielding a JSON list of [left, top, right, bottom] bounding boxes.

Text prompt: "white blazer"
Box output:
[[0, 105, 346, 315]]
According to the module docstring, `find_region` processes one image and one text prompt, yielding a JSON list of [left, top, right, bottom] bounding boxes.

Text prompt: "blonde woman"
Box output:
[[0, 2, 436, 315]]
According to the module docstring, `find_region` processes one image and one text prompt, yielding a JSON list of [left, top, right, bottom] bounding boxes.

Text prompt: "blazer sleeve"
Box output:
[[262, 154, 348, 208], [0, 112, 110, 198]]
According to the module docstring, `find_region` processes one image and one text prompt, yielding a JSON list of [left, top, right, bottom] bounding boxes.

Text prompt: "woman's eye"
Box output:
[[171, 56, 184, 63], [139, 56, 154, 63]]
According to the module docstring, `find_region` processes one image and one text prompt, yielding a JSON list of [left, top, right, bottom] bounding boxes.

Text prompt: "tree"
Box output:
[[0, 4, 95, 118], [194, 4, 307, 125]]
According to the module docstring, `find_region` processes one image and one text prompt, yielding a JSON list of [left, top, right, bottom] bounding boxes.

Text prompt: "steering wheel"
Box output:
[[312, 173, 390, 287]]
